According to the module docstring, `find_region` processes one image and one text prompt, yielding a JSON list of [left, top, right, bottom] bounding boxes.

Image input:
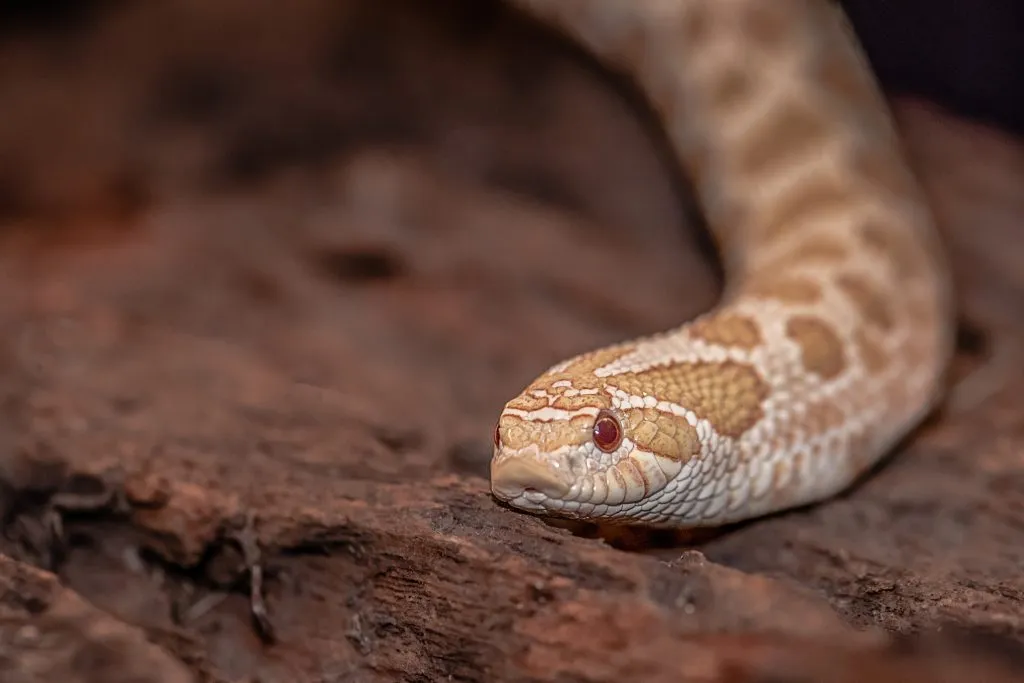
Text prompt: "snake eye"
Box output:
[[493, 421, 502, 449], [592, 410, 622, 452]]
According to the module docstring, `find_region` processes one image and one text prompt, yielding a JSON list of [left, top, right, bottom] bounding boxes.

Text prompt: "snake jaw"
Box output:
[[490, 430, 683, 522]]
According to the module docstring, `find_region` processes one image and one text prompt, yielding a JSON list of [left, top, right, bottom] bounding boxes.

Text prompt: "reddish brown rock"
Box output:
[[1, 1, 1023, 681]]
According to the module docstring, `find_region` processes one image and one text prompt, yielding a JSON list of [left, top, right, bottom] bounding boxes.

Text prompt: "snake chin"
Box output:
[[490, 441, 682, 526]]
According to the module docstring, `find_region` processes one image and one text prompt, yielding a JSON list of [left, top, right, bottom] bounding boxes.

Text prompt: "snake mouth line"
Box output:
[[491, 436, 688, 516], [490, 454, 572, 503]]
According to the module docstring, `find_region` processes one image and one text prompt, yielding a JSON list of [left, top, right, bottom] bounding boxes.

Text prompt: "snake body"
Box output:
[[489, 0, 954, 528]]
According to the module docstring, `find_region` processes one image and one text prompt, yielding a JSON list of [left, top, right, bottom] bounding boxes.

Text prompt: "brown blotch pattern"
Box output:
[[741, 1, 795, 50], [745, 276, 823, 305], [610, 361, 769, 439], [735, 100, 835, 180], [854, 328, 888, 374], [497, 413, 593, 452], [549, 392, 607, 412], [624, 407, 701, 462], [562, 345, 638, 377], [755, 235, 852, 274], [859, 219, 927, 276], [752, 174, 859, 245], [783, 235, 851, 263], [708, 64, 756, 114], [785, 316, 847, 379], [503, 341, 664, 432], [689, 313, 763, 349], [836, 273, 894, 330], [505, 391, 547, 413], [505, 344, 637, 414], [802, 398, 847, 436], [678, 3, 714, 48]]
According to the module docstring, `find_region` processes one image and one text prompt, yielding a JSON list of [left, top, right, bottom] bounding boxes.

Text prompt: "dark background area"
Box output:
[[3, 0, 1023, 134]]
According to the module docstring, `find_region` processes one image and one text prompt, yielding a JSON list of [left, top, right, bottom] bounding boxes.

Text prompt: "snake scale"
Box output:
[[489, 0, 955, 528]]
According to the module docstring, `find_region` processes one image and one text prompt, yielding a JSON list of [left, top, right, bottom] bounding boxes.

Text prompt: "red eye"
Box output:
[[592, 410, 622, 452], [493, 422, 502, 449]]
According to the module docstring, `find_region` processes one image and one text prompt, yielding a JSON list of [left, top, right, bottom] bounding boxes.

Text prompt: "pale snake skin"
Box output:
[[489, 0, 955, 527]]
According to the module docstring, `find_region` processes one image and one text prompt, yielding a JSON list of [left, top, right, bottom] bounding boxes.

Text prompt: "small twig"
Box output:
[[228, 510, 276, 644]]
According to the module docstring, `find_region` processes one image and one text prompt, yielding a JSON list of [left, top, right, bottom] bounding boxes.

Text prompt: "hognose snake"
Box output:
[[489, 0, 954, 527]]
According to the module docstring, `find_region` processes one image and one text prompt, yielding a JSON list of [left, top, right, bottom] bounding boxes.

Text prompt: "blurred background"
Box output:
[[0, 0, 1021, 226]]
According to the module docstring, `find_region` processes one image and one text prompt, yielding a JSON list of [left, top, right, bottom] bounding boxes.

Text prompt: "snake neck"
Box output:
[[492, 0, 955, 527]]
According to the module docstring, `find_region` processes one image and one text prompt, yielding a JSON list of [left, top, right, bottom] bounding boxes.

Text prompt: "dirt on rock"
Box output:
[[1, 1, 1024, 681]]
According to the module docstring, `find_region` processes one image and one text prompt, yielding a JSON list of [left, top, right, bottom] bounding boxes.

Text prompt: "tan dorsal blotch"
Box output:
[[489, 0, 955, 528]]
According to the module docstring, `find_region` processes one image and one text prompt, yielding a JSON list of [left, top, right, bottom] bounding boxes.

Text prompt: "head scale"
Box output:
[[489, 351, 690, 524]]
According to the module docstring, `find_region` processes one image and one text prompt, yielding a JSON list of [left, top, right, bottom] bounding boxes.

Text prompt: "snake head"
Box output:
[[489, 364, 690, 524]]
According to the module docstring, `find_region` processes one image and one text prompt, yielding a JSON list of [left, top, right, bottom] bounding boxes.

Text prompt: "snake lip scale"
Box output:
[[488, 0, 954, 529]]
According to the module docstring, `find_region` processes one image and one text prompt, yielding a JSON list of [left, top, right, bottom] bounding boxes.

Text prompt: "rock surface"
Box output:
[[1, 1, 1024, 681]]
